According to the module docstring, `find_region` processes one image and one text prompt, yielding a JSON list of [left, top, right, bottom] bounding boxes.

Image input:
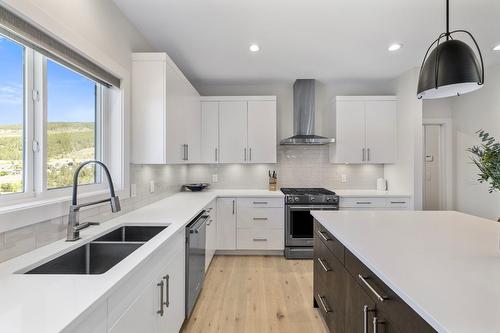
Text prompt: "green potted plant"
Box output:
[[468, 130, 500, 221]]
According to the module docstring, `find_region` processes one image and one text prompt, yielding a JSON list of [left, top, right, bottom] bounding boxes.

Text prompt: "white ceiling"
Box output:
[[113, 0, 500, 85]]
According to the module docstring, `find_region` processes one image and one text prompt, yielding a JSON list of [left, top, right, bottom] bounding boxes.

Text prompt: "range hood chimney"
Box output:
[[280, 79, 334, 145]]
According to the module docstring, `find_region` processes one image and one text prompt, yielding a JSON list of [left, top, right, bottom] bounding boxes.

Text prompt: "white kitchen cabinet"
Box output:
[[247, 100, 277, 163], [339, 196, 410, 210], [217, 198, 237, 250], [201, 102, 219, 163], [205, 200, 217, 271], [132, 52, 201, 164], [330, 96, 396, 164], [108, 230, 185, 333], [200, 97, 277, 164], [219, 101, 248, 163]]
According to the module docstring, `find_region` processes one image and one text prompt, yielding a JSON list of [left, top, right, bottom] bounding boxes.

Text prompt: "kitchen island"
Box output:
[[311, 210, 500, 333]]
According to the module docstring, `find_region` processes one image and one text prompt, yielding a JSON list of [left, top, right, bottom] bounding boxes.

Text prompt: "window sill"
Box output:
[[0, 189, 129, 234]]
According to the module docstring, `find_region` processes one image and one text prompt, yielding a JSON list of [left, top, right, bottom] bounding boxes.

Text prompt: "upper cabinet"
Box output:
[[200, 97, 277, 164], [131, 52, 201, 164], [330, 96, 397, 164]]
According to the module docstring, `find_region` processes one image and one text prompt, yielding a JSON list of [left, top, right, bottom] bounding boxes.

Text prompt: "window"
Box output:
[[46, 59, 102, 189], [0, 36, 25, 194], [0, 31, 105, 202]]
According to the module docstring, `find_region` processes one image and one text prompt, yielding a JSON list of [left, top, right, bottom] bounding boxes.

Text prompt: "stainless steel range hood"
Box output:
[[280, 79, 334, 145]]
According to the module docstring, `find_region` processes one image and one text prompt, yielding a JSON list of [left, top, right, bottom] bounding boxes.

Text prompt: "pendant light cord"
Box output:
[[446, 0, 450, 40]]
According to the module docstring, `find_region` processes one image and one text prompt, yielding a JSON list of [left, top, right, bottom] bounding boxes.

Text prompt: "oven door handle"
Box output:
[[287, 206, 339, 210]]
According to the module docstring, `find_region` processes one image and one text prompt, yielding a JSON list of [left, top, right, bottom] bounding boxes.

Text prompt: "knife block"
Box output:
[[268, 177, 277, 191]]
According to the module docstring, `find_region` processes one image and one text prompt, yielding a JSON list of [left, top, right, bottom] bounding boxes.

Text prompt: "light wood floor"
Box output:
[[181, 255, 328, 333]]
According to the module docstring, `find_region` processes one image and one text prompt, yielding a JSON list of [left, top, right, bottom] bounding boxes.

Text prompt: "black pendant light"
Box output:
[[417, 0, 484, 99]]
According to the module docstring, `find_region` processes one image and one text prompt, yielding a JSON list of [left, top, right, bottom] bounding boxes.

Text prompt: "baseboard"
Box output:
[[215, 250, 284, 256]]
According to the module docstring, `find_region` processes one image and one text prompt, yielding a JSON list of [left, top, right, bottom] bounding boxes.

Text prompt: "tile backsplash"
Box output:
[[0, 147, 383, 263], [188, 146, 384, 190]]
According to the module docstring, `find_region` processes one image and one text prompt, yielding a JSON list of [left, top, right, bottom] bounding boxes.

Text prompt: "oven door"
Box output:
[[285, 205, 338, 247]]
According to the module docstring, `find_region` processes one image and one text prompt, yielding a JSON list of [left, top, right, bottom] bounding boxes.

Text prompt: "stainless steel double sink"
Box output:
[[24, 226, 167, 275]]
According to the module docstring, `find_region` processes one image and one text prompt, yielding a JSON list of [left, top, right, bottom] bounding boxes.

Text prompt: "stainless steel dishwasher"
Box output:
[[185, 211, 209, 318]]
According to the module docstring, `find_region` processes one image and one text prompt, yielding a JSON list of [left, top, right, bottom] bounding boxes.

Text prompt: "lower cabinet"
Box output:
[[108, 230, 185, 333], [313, 220, 436, 333], [217, 198, 237, 250], [205, 200, 217, 271]]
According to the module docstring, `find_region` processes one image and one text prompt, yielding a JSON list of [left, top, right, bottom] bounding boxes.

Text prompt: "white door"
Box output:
[[247, 101, 277, 163], [160, 246, 186, 333], [165, 63, 187, 164], [217, 198, 237, 250], [184, 84, 201, 163], [201, 101, 219, 163], [423, 124, 442, 210], [108, 276, 161, 333], [364, 101, 397, 164], [334, 101, 366, 163], [219, 101, 248, 163]]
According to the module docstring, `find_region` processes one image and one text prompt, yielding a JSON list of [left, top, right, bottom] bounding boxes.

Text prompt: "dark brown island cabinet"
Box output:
[[313, 220, 437, 333]]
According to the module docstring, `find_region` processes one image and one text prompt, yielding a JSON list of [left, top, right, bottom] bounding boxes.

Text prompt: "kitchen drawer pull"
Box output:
[[253, 217, 268, 221], [207, 219, 213, 226], [163, 275, 170, 307], [316, 229, 332, 241], [215, 148, 218, 162], [253, 238, 268, 242], [363, 305, 375, 333], [232, 200, 235, 214], [249, 148, 252, 161], [157, 280, 164, 316], [244, 148, 247, 161], [356, 201, 372, 205], [367, 148, 370, 161], [390, 201, 406, 204], [317, 258, 331, 272], [358, 274, 388, 302], [253, 201, 268, 205], [362, 148, 365, 161], [373, 317, 384, 333], [317, 294, 332, 313]]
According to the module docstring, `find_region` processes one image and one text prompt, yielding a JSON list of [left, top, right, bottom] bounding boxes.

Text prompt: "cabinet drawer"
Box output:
[[340, 197, 386, 208], [385, 197, 410, 209], [237, 197, 284, 208], [345, 250, 436, 333], [314, 220, 345, 264], [237, 207, 283, 229], [237, 228, 284, 250]]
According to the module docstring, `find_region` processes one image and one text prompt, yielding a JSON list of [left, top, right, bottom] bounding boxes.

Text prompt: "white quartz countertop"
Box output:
[[333, 189, 410, 197], [0, 189, 283, 333], [311, 210, 500, 333]]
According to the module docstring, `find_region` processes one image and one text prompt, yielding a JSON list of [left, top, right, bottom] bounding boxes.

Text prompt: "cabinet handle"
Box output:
[[207, 219, 213, 226], [373, 317, 384, 333], [253, 238, 268, 242], [367, 148, 370, 161], [157, 280, 164, 316], [252, 217, 268, 221], [244, 148, 247, 161], [356, 201, 372, 205], [253, 201, 268, 205], [390, 201, 406, 204], [317, 258, 331, 272], [316, 229, 332, 241], [249, 148, 252, 161], [317, 294, 332, 313], [182, 144, 188, 161], [358, 274, 388, 302], [362, 148, 366, 161], [163, 275, 170, 308], [232, 200, 235, 214], [215, 148, 218, 162], [363, 305, 375, 333]]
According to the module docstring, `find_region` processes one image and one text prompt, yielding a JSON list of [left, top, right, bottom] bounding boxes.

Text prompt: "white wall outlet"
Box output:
[[212, 174, 218, 183], [130, 183, 137, 198], [149, 180, 155, 193], [341, 174, 347, 183]]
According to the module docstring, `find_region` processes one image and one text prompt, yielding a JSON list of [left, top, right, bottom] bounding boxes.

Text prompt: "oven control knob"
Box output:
[[294, 196, 300, 202], [287, 196, 293, 203], [326, 197, 331, 202], [310, 197, 315, 201]]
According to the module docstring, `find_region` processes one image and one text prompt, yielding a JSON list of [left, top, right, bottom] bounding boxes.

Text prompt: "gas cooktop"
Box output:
[[281, 188, 338, 205]]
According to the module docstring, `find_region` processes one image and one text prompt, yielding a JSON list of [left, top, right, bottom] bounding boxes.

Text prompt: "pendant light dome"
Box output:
[[417, 0, 484, 99]]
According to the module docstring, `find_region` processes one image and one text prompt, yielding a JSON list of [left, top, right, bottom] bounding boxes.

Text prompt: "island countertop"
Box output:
[[311, 210, 500, 333]]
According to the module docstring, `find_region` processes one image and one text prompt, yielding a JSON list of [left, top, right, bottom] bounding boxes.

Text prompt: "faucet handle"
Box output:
[[74, 221, 100, 231]]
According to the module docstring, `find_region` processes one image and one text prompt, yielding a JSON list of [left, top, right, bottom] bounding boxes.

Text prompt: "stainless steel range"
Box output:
[[282, 188, 339, 259]]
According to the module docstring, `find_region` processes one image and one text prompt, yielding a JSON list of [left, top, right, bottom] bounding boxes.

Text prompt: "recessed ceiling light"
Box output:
[[388, 43, 402, 52], [493, 44, 500, 51], [249, 44, 260, 52]]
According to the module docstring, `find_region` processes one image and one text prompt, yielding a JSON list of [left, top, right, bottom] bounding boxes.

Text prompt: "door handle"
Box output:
[[249, 148, 252, 161], [317, 258, 331, 272], [244, 148, 247, 161], [362, 148, 365, 161], [157, 280, 164, 316], [373, 317, 384, 333], [215, 148, 218, 162], [367, 148, 370, 161], [363, 305, 376, 333], [163, 275, 170, 308], [232, 199, 235, 214]]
